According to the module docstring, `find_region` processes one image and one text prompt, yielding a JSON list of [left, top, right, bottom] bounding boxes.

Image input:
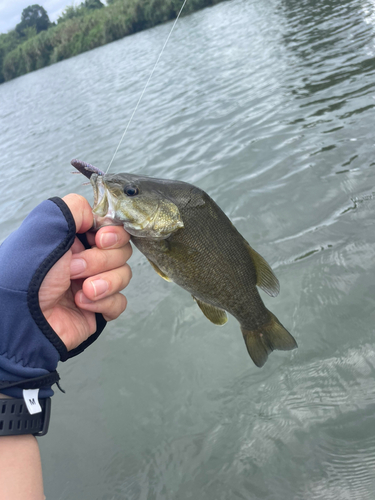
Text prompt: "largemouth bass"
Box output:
[[72, 159, 297, 367]]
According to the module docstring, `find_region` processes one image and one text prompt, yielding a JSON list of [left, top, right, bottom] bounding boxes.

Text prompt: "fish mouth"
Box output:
[[71, 159, 122, 230], [90, 174, 123, 230], [71, 159, 105, 179]]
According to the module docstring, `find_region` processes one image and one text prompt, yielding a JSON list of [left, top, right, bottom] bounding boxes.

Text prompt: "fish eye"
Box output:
[[124, 185, 139, 196]]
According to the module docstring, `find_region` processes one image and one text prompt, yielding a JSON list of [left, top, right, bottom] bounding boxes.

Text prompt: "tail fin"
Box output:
[[241, 313, 297, 368]]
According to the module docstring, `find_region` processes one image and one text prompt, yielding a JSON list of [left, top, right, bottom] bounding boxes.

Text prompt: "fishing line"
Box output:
[[106, 0, 189, 174]]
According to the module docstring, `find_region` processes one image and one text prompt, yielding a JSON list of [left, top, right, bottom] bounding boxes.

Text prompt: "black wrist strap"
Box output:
[[0, 371, 58, 437], [0, 370, 61, 391], [0, 397, 51, 437]]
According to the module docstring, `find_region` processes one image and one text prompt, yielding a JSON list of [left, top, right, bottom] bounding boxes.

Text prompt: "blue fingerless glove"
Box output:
[[0, 197, 106, 398]]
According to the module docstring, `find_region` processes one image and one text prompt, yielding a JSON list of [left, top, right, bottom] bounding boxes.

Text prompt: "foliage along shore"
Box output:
[[0, 0, 225, 84]]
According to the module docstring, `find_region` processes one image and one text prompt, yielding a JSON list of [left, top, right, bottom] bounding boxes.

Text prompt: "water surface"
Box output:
[[1, 0, 375, 498]]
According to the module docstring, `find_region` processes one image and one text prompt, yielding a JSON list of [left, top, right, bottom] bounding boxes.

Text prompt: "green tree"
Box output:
[[84, 0, 104, 9], [23, 26, 38, 40], [57, 5, 84, 24], [16, 4, 51, 36], [0, 30, 22, 83]]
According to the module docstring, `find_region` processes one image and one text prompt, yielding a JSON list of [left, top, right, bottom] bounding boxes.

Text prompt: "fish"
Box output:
[[72, 159, 297, 367]]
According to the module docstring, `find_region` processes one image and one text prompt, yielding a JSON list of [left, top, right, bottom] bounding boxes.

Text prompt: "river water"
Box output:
[[1, 0, 375, 498]]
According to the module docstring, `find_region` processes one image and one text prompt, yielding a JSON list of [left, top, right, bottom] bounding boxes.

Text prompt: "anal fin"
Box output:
[[193, 297, 228, 325]]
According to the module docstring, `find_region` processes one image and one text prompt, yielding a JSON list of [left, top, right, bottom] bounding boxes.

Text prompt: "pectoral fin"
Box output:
[[193, 297, 228, 325], [247, 244, 280, 297], [147, 259, 173, 282]]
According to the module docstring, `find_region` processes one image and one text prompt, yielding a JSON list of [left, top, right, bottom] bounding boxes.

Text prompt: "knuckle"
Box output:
[[121, 229, 131, 245], [120, 264, 132, 287], [113, 264, 132, 291], [104, 294, 127, 321], [95, 247, 110, 269], [126, 263, 133, 282], [121, 243, 132, 262], [117, 294, 127, 315]]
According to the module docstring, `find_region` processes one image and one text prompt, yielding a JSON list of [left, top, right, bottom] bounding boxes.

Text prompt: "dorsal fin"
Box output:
[[246, 244, 280, 297]]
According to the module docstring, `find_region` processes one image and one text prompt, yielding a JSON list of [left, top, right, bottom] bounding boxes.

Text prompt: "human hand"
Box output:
[[39, 194, 132, 352]]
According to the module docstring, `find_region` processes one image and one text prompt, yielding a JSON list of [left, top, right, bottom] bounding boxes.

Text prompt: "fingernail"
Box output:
[[100, 232, 118, 248], [79, 293, 94, 304], [91, 279, 109, 297], [70, 258, 87, 276]]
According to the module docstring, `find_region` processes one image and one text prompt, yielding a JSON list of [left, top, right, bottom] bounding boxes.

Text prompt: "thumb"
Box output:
[[62, 194, 93, 234]]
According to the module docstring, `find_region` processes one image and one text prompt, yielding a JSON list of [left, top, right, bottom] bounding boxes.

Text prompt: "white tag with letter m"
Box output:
[[23, 389, 42, 414]]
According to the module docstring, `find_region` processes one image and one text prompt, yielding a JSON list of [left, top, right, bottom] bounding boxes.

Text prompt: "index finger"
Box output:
[[95, 226, 131, 249]]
